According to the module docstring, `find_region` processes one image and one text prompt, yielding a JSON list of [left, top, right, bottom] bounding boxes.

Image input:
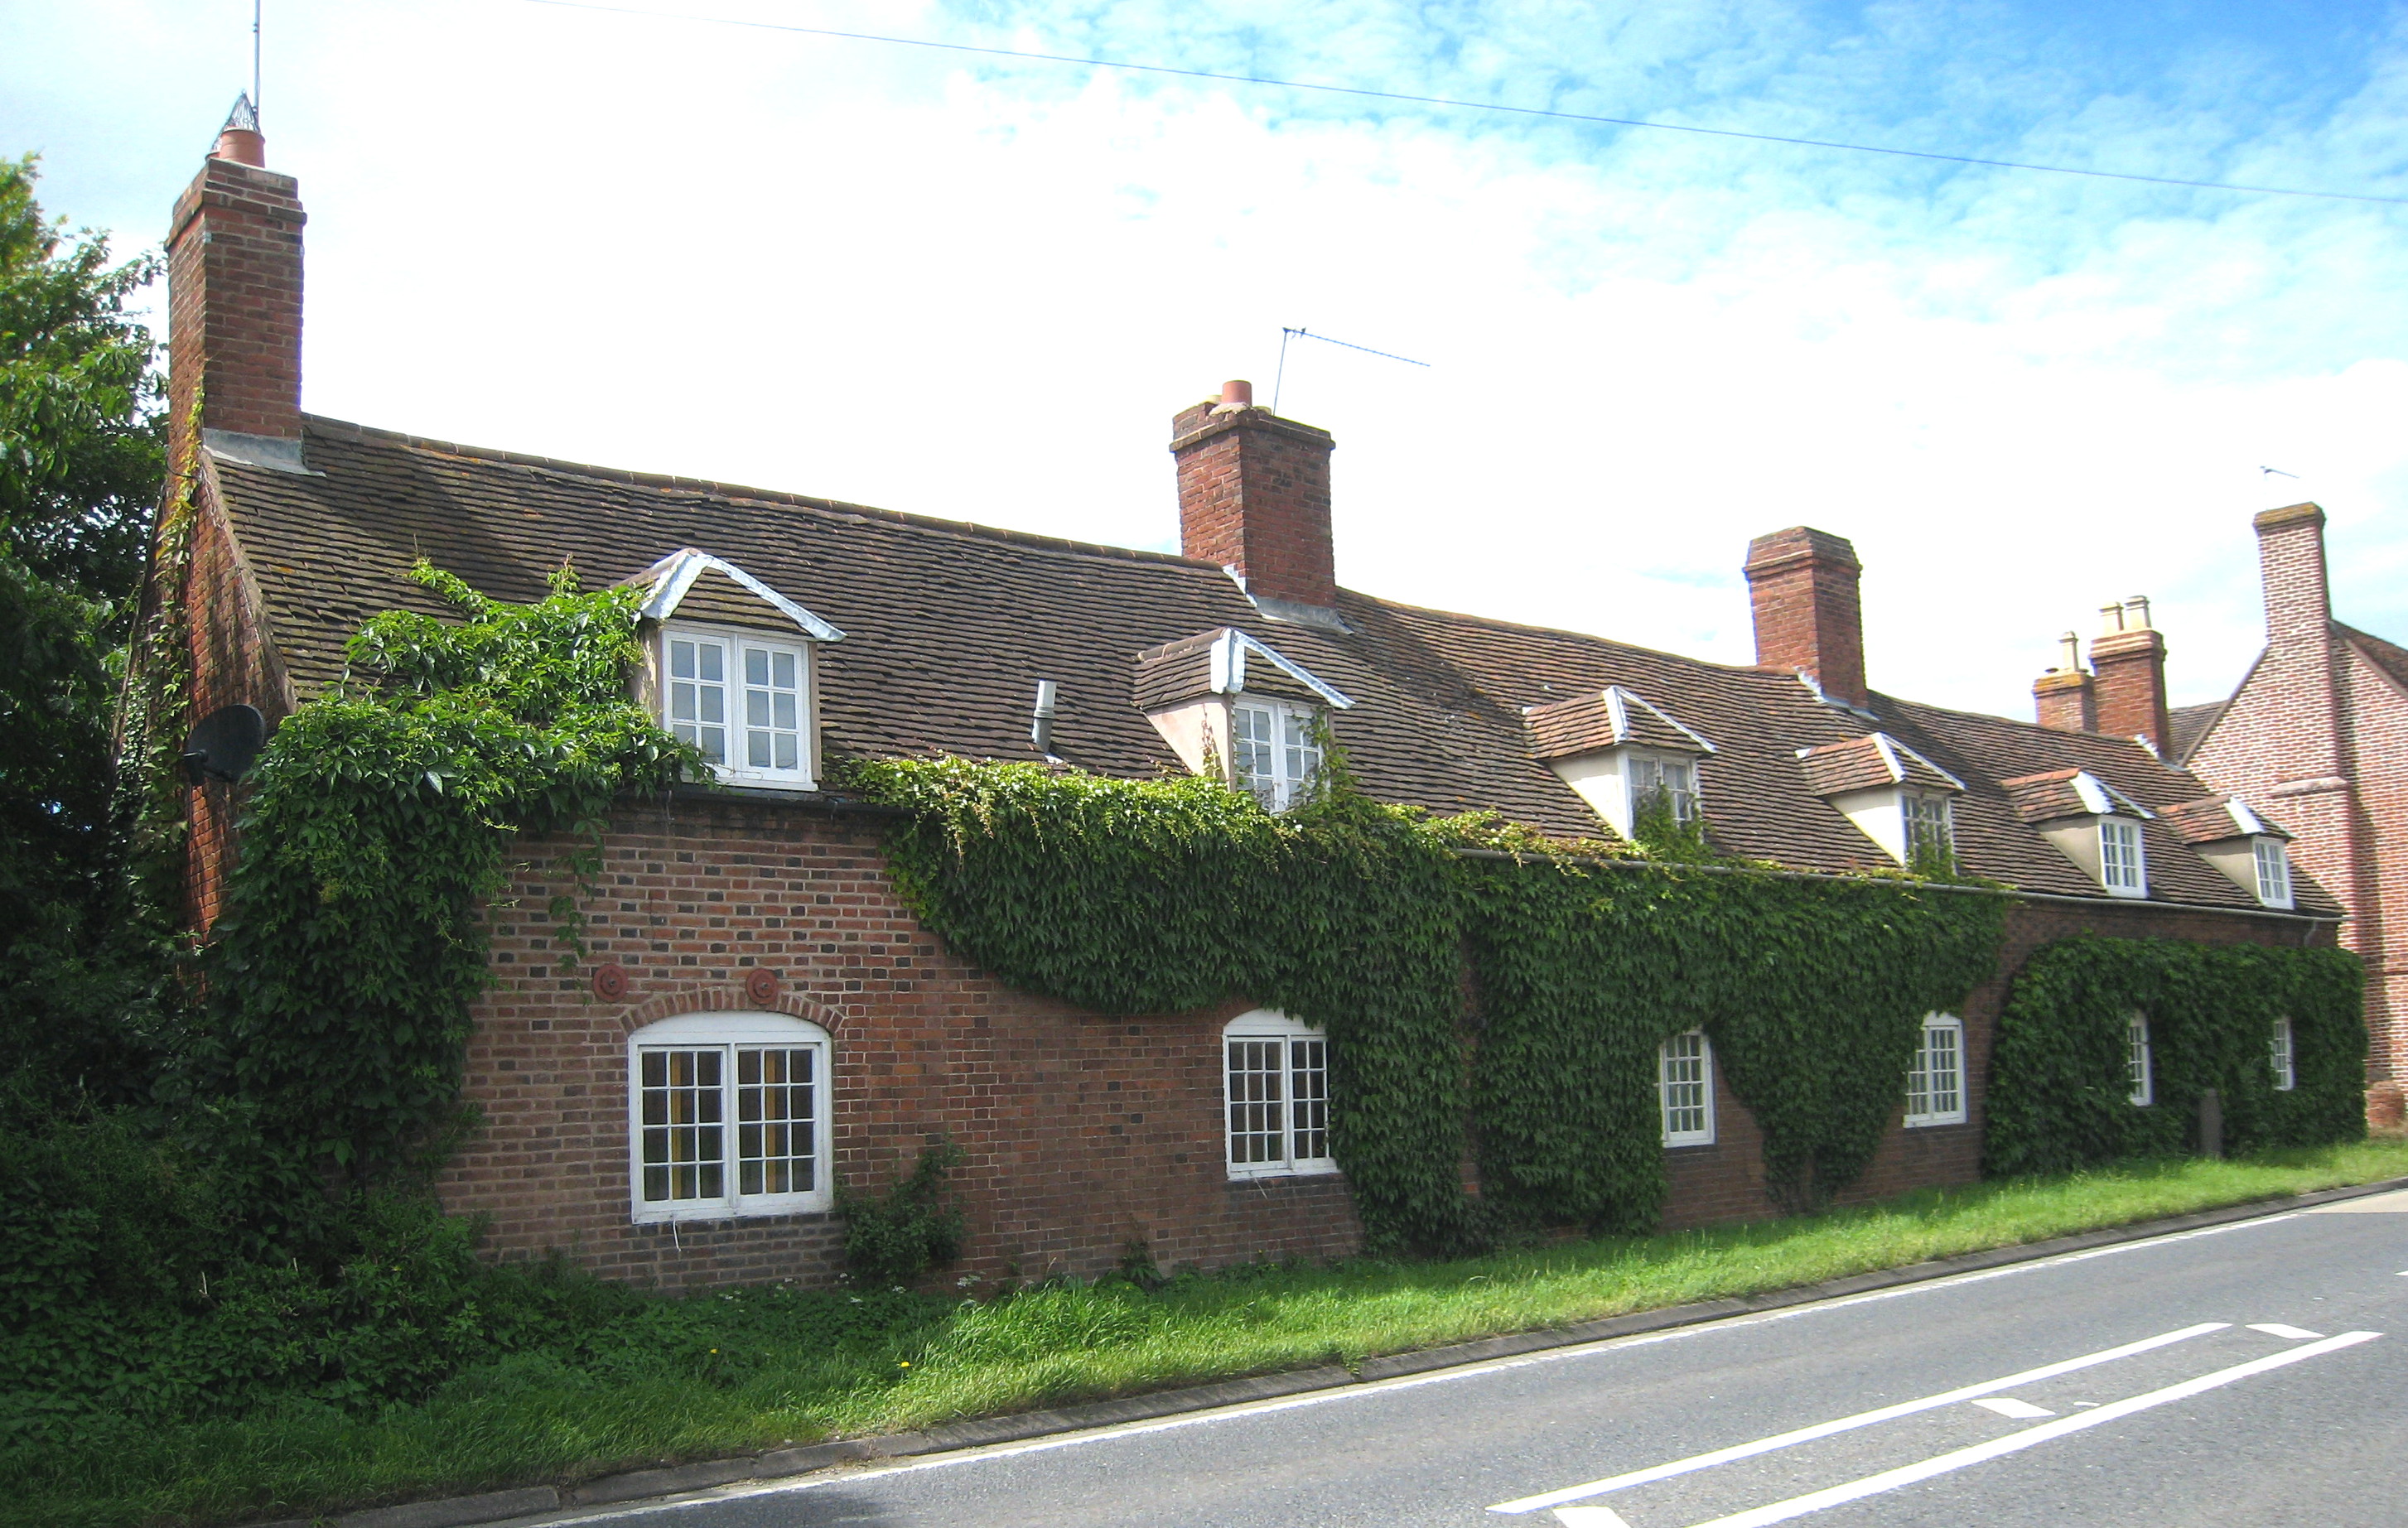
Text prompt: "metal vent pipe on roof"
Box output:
[[1030, 680, 1059, 756]]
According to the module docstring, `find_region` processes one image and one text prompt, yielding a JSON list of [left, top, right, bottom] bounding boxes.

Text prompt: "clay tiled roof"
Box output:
[[1796, 733, 1964, 798], [199, 417, 2339, 918], [1522, 687, 1713, 762], [2340, 623, 2408, 695], [2167, 700, 2227, 764], [2159, 795, 2291, 846]]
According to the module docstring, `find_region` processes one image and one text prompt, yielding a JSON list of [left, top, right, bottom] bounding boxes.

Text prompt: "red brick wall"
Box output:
[[2091, 627, 2171, 750], [1742, 528, 1868, 708], [2033, 669, 2096, 733], [441, 793, 2329, 1286], [177, 479, 290, 931], [1170, 402, 1338, 610], [438, 797, 1362, 1289], [165, 155, 304, 481], [1661, 897, 2326, 1225], [2184, 504, 2399, 1123]]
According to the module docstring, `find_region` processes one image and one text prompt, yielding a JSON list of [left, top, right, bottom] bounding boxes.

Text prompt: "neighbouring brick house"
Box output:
[[2163, 509, 2401, 1130], [154, 113, 2343, 1290]]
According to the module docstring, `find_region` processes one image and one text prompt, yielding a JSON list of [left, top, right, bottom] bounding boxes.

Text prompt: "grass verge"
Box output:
[[13, 1140, 2406, 1528]]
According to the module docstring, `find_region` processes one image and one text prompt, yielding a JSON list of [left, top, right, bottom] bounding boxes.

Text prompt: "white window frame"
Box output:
[[659, 621, 815, 789], [1904, 1013, 1967, 1126], [2098, 817, 2148, 897], [1223, 1009, 1338, 1179], [1658, 1029, 1716, 1146], [1904, 793, 1955, 861], [1626, 750, 1701, 828], [2270, 1017, 2296, 1092], [1228, 696, 1322, 812], [2127, 1011, 2154, 1106], [629, 1010, 832, 1222], [2254, 838, 2295, 909]]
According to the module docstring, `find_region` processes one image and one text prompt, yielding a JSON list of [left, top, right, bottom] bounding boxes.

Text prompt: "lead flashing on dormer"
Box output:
[[1209, 629, 1354, 709], [2068, 769, 2154, 820], [627, 548, 844, 641], [1601, 686, 1717, 754]]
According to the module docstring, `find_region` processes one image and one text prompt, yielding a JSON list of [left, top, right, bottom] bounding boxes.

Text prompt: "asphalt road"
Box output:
[[540, 1192, 2408, 1528]]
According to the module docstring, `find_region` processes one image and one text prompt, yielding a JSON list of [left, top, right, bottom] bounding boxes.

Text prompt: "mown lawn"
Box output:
[[14, 1140, 2406, 1528]]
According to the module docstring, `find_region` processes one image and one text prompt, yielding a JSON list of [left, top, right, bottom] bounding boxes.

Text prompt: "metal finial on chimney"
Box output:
[[214, 94, 266, 166]]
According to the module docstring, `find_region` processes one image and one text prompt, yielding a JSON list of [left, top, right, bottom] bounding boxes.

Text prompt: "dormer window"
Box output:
[[1628, 752, 1700, 827], [1525, 686, 1716, 843], [662, 625, 813, 786], [2254, 838, 2293, 909], [1134, 628, 1354, 813], [2003, 769, 2155, 899], [1797, 733, 1966, 869], [1232, 697, 1323, 812], [625, 549, 843, 792], [2162, 796, 2295, 909], [2099, 817, 2146, 895], [1904, 792, 1955, 861]]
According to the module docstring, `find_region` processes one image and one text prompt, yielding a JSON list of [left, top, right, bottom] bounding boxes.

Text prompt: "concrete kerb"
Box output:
[[262, 1174, 2408, 1528]]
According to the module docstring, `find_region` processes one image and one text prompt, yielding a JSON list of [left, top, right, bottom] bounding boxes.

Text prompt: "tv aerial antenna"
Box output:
[[252, 0, 263, 118], [1272, 327, 1431, 415]]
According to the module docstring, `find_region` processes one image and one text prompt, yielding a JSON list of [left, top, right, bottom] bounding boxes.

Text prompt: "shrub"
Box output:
[[837, 1138, 966, 1286]]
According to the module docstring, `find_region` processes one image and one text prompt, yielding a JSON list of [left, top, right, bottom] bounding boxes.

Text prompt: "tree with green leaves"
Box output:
[[0, 154, 167, 1102]]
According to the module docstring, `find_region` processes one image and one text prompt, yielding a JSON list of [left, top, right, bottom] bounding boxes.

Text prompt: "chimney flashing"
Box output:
[[200, 428, 321, 476]]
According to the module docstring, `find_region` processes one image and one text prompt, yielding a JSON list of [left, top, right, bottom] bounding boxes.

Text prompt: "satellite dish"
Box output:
[[181, 704, 268, 785]]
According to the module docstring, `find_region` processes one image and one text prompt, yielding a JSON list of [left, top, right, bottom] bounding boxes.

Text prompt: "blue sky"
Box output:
[[5, 0, 2404, 719]]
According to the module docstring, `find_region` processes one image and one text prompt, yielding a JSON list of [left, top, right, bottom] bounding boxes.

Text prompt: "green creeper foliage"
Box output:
[[1984, 935, 2365, 1177], [170, 562, 697, 1232], [1469, 862, 2005, 1224], [856, 756, 2010, 1248], [837, 1137, 968, 1285]]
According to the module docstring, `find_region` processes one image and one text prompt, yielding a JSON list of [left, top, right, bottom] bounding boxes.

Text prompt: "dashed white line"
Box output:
[[1968, 1397, 2053, 1419], [1487, 1323, 2226, 1514], [1551, 1508, 1635, 1527], [1680, 1331, 2383, 1528], [2248, 1323, 2324, 1340]]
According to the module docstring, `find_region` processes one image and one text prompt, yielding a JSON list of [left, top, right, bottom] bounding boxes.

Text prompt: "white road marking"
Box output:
[[1486, 1323, 2225, 1513], [1552, 1509, 1635, 1527], [1969, 1397, 2053, 1419], [543, 1212, 2309, 1526], [1678, 1331, 2383, 1528], [2248, 1323, 2323, 1340]]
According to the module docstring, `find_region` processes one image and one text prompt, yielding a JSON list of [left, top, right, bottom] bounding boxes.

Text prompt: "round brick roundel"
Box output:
[[591, 962, 630, 1002], [745, 967, 781, 1005]]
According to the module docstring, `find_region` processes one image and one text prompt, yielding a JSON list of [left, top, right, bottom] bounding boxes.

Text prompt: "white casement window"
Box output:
[[663, 624, 813, 788], [1658, 1029, 1716, 1146], [629, 1011, 832, 1222], [1904, 793, 1955, 861], [2270, 1018, 2296, 1092], [2098, 817, 2147, 896], [2127, 1011, 2154, 1106], [1628, 753, 1701, 827], [1230, 698, 1322, 812], [2254, 839, 2294, 909], [1223, 1010, 1336, 1179], [1904, 1014, 1967, 1126]]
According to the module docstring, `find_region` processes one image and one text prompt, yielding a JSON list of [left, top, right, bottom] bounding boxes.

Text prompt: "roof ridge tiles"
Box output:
[[297, 414, 1231, 575]]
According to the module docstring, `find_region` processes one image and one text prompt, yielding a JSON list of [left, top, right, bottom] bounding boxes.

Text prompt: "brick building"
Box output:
[[2154, 508, 2404, 1130], [153, 113, 2343, 1290]]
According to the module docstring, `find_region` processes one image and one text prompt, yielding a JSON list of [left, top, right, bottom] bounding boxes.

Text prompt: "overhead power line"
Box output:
[[513, 0, 2408, 206]]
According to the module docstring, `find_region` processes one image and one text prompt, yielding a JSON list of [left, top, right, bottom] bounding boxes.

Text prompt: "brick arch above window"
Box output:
[[608, 980, 857, 1039]]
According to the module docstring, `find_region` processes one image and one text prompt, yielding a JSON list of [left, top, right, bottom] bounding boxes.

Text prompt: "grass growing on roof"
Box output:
[[11, 1139, 2405, 1528]]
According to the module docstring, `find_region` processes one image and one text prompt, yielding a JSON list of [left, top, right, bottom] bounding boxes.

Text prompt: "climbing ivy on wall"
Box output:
[[857, 756, 2011, 1249], [1469, 861, 2006, 1224], [171, 562, 696, 1237], [1983, 935, 2365, 1179]]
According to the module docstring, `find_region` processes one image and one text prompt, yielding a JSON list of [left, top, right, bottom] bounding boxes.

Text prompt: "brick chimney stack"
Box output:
[[166, 94, 306, 482], [2033, 630, 2097, 731], [2090, 596, 2170, 750], [1170, 380, 1339, 613], [1743, 527, 1868, 709]]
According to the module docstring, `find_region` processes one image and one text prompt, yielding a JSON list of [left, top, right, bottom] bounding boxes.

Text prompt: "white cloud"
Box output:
[[5, 0, 2404, 720]]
